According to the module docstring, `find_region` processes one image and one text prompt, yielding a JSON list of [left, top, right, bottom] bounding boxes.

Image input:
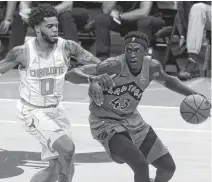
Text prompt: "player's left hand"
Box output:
[[89, 74, 116, 91], [197, 93, 211, 116], [88, 82, 104, 106]]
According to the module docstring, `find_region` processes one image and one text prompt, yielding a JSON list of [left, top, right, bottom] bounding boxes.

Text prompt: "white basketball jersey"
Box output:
[[19, 37, 69, 107]]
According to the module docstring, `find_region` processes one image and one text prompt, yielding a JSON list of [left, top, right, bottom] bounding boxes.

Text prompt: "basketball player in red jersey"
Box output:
[[0, 4, 106, 182], [65, 31, 209, 182]]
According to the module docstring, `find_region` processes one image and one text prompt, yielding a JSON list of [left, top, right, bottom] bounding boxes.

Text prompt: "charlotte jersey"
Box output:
[[90, 55, 151, 120], [19, 37, 69, 107]]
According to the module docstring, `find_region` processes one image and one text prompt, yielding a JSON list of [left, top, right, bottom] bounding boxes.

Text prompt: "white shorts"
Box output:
[[17, 100, 73, 161]]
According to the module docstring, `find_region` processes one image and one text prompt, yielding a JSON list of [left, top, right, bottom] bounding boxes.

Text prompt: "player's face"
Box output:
[[39, 17, 59, 44], [125, 43, 147, 74]]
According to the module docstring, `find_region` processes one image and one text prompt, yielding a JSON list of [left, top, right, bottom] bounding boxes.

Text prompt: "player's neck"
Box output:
[[35, 37, 55, 52], [129, 67, 142, 77]]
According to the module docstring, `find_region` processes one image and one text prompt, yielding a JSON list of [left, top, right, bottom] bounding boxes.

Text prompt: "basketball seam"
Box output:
[[183, 101, 207, 119], [185, 99, 205, 123]]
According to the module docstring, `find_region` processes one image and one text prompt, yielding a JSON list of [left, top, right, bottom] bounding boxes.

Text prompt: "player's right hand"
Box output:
[[89, 74, 116, 91], [88, 82, 104, 106]]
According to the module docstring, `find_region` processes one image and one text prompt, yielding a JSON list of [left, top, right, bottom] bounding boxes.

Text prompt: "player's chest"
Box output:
[[27, 55, 67, 78], [104, 77, 149, 101]]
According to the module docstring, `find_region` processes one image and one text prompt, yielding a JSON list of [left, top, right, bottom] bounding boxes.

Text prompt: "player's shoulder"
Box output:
[[64, 39, 79, 48], [96, 55, 123, 75], [102, 55, 123, 66], [10, 45, 26, 59]]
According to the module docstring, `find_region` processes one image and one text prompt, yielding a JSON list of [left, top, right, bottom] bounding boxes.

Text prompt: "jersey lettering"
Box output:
[[41, 78, 54, 96], [104, 81, 143, 100]]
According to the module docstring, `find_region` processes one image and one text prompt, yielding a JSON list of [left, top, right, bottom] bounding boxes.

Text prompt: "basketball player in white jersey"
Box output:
[[65, 31, 210, 182], [0, 3, 109, 182]]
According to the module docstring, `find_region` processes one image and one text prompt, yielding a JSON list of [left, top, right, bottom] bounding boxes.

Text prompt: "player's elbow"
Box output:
[[65, 68, 87, 84]]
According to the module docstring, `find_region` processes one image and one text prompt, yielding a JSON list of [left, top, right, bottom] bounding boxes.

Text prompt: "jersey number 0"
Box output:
[[41, 78, 54, 96]]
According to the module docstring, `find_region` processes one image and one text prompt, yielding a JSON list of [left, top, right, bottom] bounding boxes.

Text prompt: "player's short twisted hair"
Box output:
[[124, 31, 149, 49], [28, 3, 58, 28]]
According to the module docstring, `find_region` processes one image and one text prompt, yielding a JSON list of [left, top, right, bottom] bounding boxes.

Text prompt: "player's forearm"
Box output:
[[55, 1, 73, 14], [77, 51, 101, 65], [164, 76, 198, 96], [0, 60, 17, 74], [65, 68, 93, 84]]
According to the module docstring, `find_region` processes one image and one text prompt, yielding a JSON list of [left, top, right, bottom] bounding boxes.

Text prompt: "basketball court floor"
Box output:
[[0, 70, 211, 182]]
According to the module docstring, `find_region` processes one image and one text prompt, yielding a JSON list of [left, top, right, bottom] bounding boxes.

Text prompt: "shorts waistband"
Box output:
[[20, 98, 58, 109]]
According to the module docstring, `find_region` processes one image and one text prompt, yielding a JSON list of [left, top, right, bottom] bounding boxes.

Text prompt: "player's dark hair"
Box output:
[[124, 31, 149, 46], [28, 3, 58, 28]]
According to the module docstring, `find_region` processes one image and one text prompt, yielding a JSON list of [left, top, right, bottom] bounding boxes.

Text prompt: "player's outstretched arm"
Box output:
[[0, 46, 24, 75], [66, 58, 121, 106], [66, 58, 121, 89], [65, 40, 101, 65], [150, 59, 198, 96]]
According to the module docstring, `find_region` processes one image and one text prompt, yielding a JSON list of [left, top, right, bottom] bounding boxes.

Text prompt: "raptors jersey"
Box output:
[[90, 55, 151, 120], [19, 37, 69, 107]]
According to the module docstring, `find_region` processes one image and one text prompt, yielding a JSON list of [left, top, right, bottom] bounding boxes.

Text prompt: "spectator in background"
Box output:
[[94, 1, 165, 60], [8, 1, 89, 50], [0, 1, 18, 54], [175, 1, 193, 48], [178, 2, 211, 80]]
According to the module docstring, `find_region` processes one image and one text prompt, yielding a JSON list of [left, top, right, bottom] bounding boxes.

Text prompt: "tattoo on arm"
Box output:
[[96, 57, 122, 75], [65, 40, 101, 64], [0, 46, 23, 74]]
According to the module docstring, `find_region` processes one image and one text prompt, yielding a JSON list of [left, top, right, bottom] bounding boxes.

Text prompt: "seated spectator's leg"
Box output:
[[58, 11, 78, 42], [137, 16, 165, 45], [0, 7, 5, 54], [179, 3, 211, 80], [137, 17, 152, 43], [9, 11, 27, 50], [71, 8, 89, 30], [187, 3, 211, 60], [95, 13, 120, 60], [0, 7, 4, 23]]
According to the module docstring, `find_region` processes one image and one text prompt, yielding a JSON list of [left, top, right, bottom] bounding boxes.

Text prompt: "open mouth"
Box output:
[[52, 35, 58, 37], [131, 60, 137, 64]]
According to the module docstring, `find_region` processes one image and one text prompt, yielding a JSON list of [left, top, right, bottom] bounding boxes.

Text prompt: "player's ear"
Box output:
[[34, 25, 40, 34], [145, 48, 149, 55]]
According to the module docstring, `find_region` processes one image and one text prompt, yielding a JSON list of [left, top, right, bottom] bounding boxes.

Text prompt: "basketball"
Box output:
[[180, 94, 211, 124]]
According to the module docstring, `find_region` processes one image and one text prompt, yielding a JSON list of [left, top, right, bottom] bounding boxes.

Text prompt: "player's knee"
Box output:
[[165, 159, 176, 174], [191, 3, 206, 15], [63, 143, 75, 161], [161, 157, 176, 175], [153, 153, 176, 175], [52, 136, 75, 160]]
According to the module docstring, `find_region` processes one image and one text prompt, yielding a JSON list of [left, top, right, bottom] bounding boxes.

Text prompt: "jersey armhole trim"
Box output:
[[62, 40, 70, 67], [25, 43, 30, 69]]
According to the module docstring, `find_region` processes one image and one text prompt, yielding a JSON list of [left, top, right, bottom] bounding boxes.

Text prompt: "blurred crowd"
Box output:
[[0, 1, 211, 80]]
